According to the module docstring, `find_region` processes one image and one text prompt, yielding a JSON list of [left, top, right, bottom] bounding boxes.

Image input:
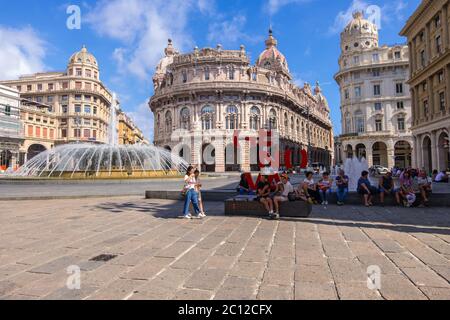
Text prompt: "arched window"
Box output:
[[284, 113, 288, 128], [201, 106, 214, 130], [249, 106, 261, 130], [182, 70, 187, 83], [226, 106, 238, 130], [345, 113, 352, 134], [268, 109, 277, 130], [290, 116, 294, 132], [165, 111, 172, 133], [180, 107, 190, 130], [204, 67, 210, 81], [296, 119, 300, 135]]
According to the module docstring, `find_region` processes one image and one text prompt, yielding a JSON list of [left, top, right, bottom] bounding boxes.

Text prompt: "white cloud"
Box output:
[[265, 0, 312, 16], [328, 0, 369, 35], [0, 26, 47, 80], [207, 15, 259, 47], [127, 100, 154, 141], [86, 0, 202, 80]]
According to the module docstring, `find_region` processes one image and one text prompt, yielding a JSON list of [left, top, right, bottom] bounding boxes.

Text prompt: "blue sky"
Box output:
[[0, 0, 421, 140]]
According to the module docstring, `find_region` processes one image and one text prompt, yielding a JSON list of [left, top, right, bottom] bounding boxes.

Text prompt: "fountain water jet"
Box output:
[[343, 157, 369, 191]]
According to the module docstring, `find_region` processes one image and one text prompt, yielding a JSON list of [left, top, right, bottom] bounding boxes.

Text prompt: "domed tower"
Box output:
[[256, 29, 291, 79], [67, 45, 100, 80], [153, 39, 179, 90], [340, 11, 378, 53]]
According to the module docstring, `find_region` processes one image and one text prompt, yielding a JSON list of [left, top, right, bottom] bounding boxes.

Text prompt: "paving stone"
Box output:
[[171, 248, 212, 270], [420, 287, 450, 300], [373, 239, 405, 253], [87, 279, 146, 300], [257, 285, 293, 300], [428, 265, 450, 282], [294, 264, 333, 283], [204, 255, 236, 270], [400, 267, 450, 288], [335, 281, 382, 300], [215, 243, 245, 256], [154, 242, 194, 259], [379, 274, 428, 300], [184, 269, 228, 291], [327, 258, 367, 284], [294, 282, 337, 300], [173, 289, 213, 300], [386, 252, 426, 268], [29, 256, 83, 275], [357, 254, 401, 275], [261, 268, 294, 286], [229, 262, 266, 279], [121, 257, 172, 280]]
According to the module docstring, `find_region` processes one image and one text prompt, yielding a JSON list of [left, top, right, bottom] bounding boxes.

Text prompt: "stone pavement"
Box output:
[[0, 196, 449, 300]]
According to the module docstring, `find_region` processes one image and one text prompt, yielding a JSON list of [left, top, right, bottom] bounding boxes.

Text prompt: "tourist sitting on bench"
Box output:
[[335, 169, 349, 206], [357, 171, 378, 207], [417, 171, 432, 207], [397, 171, 416, 207], [379, 171, 398, 206], [303, 171, 320, 204], [256, 175, 274, 217], [318, 172, 332, 205], [434, 170, 449, 183], [237, 173, 255, 195], [273, 173, 294, 220]]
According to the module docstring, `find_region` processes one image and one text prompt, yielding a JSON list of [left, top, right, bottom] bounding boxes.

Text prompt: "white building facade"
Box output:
[[335, 12, 414, 169]]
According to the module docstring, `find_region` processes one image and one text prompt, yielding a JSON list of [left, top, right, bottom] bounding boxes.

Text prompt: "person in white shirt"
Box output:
[[417, 171, 432, 207], [435, 171, 449, 183], [273, 174, 294, 219], [182, 166, 202, 219]]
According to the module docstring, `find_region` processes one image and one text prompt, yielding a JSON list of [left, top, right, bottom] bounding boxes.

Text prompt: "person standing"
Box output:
[[194, 169, 206, 217], [182, 166, 202, 219], [335, 170, 349, 206]]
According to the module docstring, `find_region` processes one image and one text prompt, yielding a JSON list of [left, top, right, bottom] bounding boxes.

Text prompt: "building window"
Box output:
[[16, 85, 21, 92], [435, 15, 441, 28], [372, 69, 380, 77], [268, 109, 277, 130], [48, 83, 54, 91], [424, 100, 429, 115], [355, 87, 361, 97], [27, 85, 32, 92], [344, 89, 349, 99], [204, 67, 210, 81], [353, 56, 360, 64], [27, 125, 33, 136], [397, 101, 404, 109], [249, 107, 261, 130], [353, 71, 360, 79], [62, 82, 69, 89], [50, 129, 54, 139], [76, 68, 82, 76], [84, 105, 91, 114], [436, 36, 442, 54], [47, 96, 53, 103], [226, 106, 238, 130], [62, 95, 68, 101], [397, 118, 405, 131], [83, 129, 90, 137], [355, 111, 365, 133], [394, 51, 401, 59], [36, 96, 43, 103], [61, 118, 67, 125], [62, 105, 68, 113], [86, 69, 91, 78], [373, 84, 381, 96], [422, 82, 428, 92], [182, 71, 187, 83], [440, 92, 446, 111], [375, 119, 382, 132], [420, 50, 426, 67], [4, 105, 11, 116], [201, 106, 214, 130], [228, 67, 235, 80], [75, 82, 82, 90], [438, 71, 444, 83], [61, 129, 67, 138], [84, 119, 90, 125], [374, 103, 382, 111], [74, 129, 81, 138], [165, 111, 172, 133], [43, 128, 48, 138], [75, 105, 81, 113], [396, 83, 403, 94], [372, 53, 379, 62], [75, 95, 82, 101], [35, 127, 41, 137], [94, 71, 98, 79], [93, 106, 97, 115], [180, 107, 190, 130]]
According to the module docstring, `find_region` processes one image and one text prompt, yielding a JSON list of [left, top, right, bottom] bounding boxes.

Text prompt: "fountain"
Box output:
[[9, 93, 188, 179], [343, 157, 369, 191]]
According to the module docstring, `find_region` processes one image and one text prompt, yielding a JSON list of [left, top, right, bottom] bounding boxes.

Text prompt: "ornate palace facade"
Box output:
[[335, 12, 413, 169], [150, 32, 334, 172]]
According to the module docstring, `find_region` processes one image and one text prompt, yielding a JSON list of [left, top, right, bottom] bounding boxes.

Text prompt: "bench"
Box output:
[[225, 196, 313, 218]]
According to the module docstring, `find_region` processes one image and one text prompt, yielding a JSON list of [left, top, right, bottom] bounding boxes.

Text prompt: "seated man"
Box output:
[[417, 171, 432, 207], [256, 175, 274, 217], [237, 173, 255, 195], [273, 174, 294, 220], [335, 169, 349, 206], [357, 171, 378, 207], [379, 172, 397, 206]]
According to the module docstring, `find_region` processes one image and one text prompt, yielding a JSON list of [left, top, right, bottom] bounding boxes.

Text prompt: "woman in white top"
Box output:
[[303, 171, 320, 204], [182, 166, 202, 219], [273, 174, 294, 219]]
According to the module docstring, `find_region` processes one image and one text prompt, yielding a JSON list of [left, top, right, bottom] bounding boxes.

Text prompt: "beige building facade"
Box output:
[[150, 33, 334, 172], [400, 0, 450, 173], [335, 12, 413, 169], [0, 46, 145, 162]]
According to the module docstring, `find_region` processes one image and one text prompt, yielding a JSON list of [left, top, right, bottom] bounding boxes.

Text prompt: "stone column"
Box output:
[[427, 76, 436, 117], [446, 65, 450, 114], [412, 135, 418, 168], [425, 22, 432, 64], [431, 130, 438, 170], [387, 145, 395, 169], [365, 144, 373, 168], [240, 139, 251, 172], [214, 138, 225, 173]]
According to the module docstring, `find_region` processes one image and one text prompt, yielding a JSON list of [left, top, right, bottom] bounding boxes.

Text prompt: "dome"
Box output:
[[341, 11, 379, 52], [256, 29, 290, 74], [69, 45, 98, 67]]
